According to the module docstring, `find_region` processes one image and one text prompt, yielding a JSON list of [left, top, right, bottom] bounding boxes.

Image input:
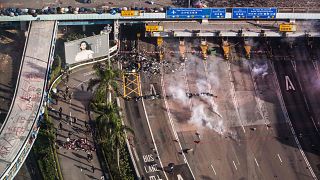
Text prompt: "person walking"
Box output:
[[59, 107, 62, 113], [87, 153, 91, 162], [66, 86, 69, 94], [81, 83, 84, 91], [73, 117, 77, 124], [91, 165, 95, 173], [69, 116, 73, 125], [59, 122, 63, 130], [59, 111, 62, 120]]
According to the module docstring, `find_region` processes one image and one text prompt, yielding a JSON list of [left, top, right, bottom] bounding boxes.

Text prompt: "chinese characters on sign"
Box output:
[[166, 8, 226, 19]]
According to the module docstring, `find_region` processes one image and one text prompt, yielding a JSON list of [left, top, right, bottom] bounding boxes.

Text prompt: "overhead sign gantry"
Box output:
[[232, 7, 277, 19], [166, 8, 226, 19]]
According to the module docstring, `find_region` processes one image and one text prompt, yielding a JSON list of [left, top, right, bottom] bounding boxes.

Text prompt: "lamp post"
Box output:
[[103, 24, 113, 69]]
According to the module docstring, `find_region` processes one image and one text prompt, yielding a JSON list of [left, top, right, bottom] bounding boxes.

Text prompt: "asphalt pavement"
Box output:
[[272, 39, 320, 179], [159, 37, 317, 180], [49, 65, 105, 180]]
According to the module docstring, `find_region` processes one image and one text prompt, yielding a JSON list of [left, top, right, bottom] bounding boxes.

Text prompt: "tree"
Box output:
[[91, 102, 133, 171], [87, 63, 120, 105], [106, 111, 133, 170]]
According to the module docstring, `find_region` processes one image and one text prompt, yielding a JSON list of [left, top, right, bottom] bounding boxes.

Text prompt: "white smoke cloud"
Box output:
[[252, 62, 268, 78], [189, 104, 225, 134], [168, 83, 188, 105]]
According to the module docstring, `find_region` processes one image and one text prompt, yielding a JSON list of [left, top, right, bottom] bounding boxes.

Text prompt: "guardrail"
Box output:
[[2, 10, 320, 21], [47, 44, 120, 180], [0, 21, 58, 180]]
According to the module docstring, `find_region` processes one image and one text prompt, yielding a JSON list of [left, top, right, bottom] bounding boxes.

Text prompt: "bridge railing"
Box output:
[[0, 21, 58, 180]]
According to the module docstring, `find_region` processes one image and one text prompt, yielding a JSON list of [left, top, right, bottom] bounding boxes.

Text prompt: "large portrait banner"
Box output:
[[64, 34, 109, 64]]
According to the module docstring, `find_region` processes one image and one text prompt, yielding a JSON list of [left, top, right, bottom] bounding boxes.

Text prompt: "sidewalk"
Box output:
[[48, 71, 104, 180]]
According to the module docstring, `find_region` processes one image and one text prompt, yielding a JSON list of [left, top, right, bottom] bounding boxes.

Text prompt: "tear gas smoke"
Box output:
[[252, 62, 268, 78], [168, 83, 188, 105], [189, 104, 225, 134]]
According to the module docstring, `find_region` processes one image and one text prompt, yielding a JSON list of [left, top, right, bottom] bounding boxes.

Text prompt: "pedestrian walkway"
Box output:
[[49, 71, 104, 180]]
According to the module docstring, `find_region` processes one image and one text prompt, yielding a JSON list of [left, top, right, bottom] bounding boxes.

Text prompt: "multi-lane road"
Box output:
[[120, 32, 320, 179], [272, 38, 320, 179]]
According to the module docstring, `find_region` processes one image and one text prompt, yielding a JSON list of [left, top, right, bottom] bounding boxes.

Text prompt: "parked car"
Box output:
[[146, 1, 154, 5]]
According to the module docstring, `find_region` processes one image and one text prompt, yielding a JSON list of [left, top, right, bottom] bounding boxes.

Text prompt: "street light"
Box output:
[[102, 24, 112, 68]]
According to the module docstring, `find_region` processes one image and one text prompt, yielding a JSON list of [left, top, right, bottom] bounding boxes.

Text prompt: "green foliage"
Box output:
[[50, 55, 62, 85], [88, 62, 121, 105], [64, 33, 87, 42], [119, 147, 135, 180], [33, 109, 59, 180], [90, 63, 135, 179]]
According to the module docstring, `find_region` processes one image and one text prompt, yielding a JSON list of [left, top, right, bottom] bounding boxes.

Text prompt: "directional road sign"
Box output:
[[166, 8, 211, 19], [232, 8, 247, 19], [247, 8, 277, 19], [210, 8, 226, 19], [232, 7, 277, 19]]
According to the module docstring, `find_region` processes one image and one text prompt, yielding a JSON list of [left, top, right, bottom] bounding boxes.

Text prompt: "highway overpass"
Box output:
[[0, 21, 57, 180], [2, 11, 320, 21]]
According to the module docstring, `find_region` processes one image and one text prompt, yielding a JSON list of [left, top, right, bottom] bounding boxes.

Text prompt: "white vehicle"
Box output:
[[147, 1, 155, 5]]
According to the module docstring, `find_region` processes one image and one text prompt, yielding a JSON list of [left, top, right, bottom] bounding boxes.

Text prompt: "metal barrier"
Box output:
[[0, 21, 58, 180], [2, 10, 320, 21]]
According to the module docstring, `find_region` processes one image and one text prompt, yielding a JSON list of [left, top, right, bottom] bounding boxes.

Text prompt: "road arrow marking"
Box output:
[[285, 75, 295, 91]]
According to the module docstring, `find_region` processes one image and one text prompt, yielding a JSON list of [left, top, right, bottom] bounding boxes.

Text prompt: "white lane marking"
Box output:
[[277, 154, 283, 163], [141, 79, 168, 180], [295, 71, 320, 136], [285, 75, 296, 91], [202, 54, 223, 118], [232, 148, 240, 165], [161, 63, 196, 179], [210, 164, 217, 175], [270, 60, 318, 179], [254, 158, 260, 168], [133, 147, 140, 162], [228, 62, 246, 133], [76, 78, 91, 88], [83, 70, 95, 77], [232, 161, 238, 170], [150, 84, 157, 95], [291, 60, 297, 72], [248, 61, 270, 127], [310, 116, 320, 134]]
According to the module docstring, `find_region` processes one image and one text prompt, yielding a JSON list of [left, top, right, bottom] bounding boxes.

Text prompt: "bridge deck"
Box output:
[[0, 21, 55, 176]]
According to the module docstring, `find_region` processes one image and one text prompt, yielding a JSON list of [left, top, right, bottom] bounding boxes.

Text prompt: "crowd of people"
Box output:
[[186, 92, 217, 98], [63, 137, 96, 154], [53, 72, 96, 160]]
